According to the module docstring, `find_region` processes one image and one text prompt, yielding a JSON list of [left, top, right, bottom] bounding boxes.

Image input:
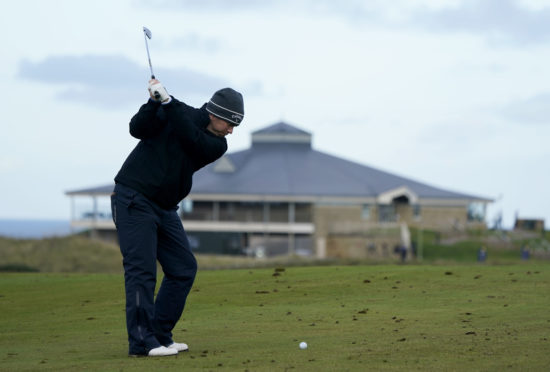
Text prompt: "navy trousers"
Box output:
[[111, 183, 197, 355]]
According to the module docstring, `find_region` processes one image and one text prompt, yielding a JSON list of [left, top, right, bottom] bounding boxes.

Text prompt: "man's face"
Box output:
[[207, 114, 236, 137]]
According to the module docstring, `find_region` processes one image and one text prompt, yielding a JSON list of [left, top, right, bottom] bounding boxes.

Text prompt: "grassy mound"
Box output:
[[0, 229, 548, 273], [0, 236, 122, 273]]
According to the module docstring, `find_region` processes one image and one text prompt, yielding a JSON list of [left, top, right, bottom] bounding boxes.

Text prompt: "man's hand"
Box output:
[[148, 79, 170, 103]]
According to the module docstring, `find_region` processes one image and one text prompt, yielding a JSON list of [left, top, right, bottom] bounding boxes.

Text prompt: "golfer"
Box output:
[[111, 79, 244, 357]]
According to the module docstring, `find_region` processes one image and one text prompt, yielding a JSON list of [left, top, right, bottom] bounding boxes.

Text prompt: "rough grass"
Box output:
[[0, 236, 122, 273], [415, 229, 550, 264], [1, 229, 549, 274], [1, 263, 549, 371]]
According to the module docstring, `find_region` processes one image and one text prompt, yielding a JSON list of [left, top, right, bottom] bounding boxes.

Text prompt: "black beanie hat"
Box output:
[[206, 88, 244, 126]]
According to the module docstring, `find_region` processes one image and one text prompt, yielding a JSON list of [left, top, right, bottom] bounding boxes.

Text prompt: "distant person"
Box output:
[[477, 246, 487, 263], [111, 79, 244, 357], [521, 245, 530, 260]]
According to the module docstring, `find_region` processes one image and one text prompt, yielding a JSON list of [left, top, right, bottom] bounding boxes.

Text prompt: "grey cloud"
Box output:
[[135, 0, 275, 11], [136, 0, 378, 21], [139, 0, 550, 45], [19, 55, 139, 86], [17, 55, 249, 108], [411, 0, 550, 45], [502, 93, 550, 125]]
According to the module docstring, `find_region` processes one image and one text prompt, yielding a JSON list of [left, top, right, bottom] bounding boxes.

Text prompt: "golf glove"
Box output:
[[148, 81, 170, 103]]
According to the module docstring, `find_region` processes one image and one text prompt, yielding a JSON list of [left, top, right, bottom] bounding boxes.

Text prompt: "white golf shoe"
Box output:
[[167, 342, 189, 352], [147, 346, 178, 357]]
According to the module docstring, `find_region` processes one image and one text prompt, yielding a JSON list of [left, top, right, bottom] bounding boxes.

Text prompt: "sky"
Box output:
[[1, 0, 550, 229]]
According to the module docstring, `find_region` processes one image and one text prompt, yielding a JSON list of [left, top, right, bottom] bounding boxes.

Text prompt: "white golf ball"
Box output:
[[299, 341, 308, 349]]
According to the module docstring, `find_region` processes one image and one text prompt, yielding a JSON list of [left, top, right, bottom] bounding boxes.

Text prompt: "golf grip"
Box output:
[[151, 74, 161, 100]]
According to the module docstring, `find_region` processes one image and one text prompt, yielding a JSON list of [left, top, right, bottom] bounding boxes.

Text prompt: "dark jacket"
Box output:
[[115, 98, 227, 209]]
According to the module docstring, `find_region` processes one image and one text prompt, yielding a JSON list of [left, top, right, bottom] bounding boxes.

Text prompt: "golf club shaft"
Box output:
[[143, 33, 155, 79], [143, 27, 160, 100]]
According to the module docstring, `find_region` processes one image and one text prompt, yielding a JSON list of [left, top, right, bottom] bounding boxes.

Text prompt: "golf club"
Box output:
[[143, 26, 161, 100], [143, 26, 156, 78]]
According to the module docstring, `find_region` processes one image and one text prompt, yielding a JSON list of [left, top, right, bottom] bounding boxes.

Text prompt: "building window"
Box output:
[[181, 201, 214, 220], [467, 203, 486, 222], [222, 202, 264, 222], [361, 205, 371, 220], [295, 203, 312, 223], [378, 204, 396, 222], [219, 202, 236, 221], [72, 196, 112, 220], [182, 199, 193, 213], [270, 203, 289, 222], [413, 204, 421, 219], [239, 202, 264, 222]]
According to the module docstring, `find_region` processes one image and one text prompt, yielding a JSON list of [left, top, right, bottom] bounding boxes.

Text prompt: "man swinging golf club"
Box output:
[[111, 74, 244, 356]]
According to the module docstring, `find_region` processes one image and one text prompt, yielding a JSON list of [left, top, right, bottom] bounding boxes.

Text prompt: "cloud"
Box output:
[[141, 0, 550, 45], [501, 93, 550, 125], [135, 0, 276, 11], [19, 55, 139, 87], [410, 0, 550, 45], [17, 55, 237, 108], [187, 0, 270, 10], [136, 0, 380, 20], [171, 33, 222, 52]]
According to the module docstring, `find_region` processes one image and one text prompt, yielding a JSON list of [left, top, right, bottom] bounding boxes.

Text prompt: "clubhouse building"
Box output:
[[66, 122, 491, 259]]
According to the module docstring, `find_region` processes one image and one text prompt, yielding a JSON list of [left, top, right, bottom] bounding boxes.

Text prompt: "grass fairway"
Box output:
[[1, 264, 549, 371]]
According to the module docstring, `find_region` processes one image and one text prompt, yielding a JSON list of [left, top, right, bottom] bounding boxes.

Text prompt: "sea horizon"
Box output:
[[0, 218, 73, 239]]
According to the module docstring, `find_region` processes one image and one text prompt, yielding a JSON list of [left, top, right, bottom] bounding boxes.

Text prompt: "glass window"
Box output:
[[182, 199, 193, 213], [219, 202, 235, 221], [361, 205, 371, 220], [295, 203, 312, 223], [182, 201, 214, 220], [413, 204, 421, 219], [378, 204, 396, 222], [467, 203, 486, 222], [270, 203, 288, 222], [73, 196, 112, 220]]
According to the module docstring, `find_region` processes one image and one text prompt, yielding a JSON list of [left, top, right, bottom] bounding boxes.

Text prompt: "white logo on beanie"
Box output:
[[232, 114, 243, 123]]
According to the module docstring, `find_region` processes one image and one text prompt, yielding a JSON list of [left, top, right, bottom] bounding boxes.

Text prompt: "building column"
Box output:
[[316, 237, 326, 259], [263, 202, 269, 237], [70, 197, 75, 221], [90, 196, 98, 239], [70, 197, 75, 234], [288, 202, 295, 255]]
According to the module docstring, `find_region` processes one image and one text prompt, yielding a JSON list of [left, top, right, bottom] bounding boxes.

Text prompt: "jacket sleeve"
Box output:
[[162, 99, 227, 163], [128, 99, 165, 139]]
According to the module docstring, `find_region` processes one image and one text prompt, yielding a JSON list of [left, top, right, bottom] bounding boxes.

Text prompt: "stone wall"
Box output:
[[313, 203, 484, 259], [326, 232, 402, 260]]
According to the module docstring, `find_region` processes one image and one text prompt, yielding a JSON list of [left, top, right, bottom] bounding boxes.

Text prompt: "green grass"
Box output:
[[1, 264, 549, 371], [412, 229, 550, 264], [422, 240, 520, 262]]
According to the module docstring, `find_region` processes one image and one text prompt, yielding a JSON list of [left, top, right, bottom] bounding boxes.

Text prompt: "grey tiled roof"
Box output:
[[66, 122, 489, 201], [253, 121, 309, 135]]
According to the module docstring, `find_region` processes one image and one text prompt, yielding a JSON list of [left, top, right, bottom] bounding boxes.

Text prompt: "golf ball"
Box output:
[[299, 341, 307, 349]]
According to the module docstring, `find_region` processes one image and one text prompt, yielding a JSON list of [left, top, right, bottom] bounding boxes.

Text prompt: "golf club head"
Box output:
[[143, 26, 152, 39]]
